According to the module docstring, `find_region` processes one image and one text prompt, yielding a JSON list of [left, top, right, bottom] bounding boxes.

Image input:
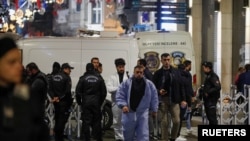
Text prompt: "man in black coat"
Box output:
[[137, 58, 153, 81], [75, 63, 107, 141], [152, 53, 186, 141], [25, 62, 50, 141]]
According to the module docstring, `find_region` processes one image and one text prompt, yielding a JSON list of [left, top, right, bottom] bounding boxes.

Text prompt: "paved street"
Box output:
[[177, 116, 202, 141], [102, 116, 202, 141], [55, 116, 202, 141]]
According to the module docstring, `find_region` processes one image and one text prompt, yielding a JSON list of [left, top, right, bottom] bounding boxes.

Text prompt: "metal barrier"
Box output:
[[196, 84, 250, 125], [44, 84, 250, 139], [45, 94, 81, 140], [64, 103, 81, 140], [45, 94, 55, 135], [216, 85, 249, 125], [44, 94, 108, 139]]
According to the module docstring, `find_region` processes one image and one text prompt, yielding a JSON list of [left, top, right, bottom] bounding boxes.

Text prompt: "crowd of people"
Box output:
[[4, 34, 249, 141]]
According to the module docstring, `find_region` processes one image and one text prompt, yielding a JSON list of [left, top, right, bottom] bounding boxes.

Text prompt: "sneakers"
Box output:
[[175, 136, 187, 141], [186, 128, 193, 134]]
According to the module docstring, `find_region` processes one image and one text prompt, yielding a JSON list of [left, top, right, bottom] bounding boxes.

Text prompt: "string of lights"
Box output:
[[0, 0, 64, 32]]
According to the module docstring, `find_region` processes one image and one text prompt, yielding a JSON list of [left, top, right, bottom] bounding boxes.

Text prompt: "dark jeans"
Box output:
[[177, 106, 187, 137]]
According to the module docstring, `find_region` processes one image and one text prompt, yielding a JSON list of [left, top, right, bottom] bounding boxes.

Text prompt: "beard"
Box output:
[[118, 71, 124, 75], [134, 77, 143, 83]]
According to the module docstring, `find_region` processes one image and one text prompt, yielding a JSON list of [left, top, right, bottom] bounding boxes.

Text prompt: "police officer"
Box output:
[[50, 63, 74, 141], [75, 63, 107, 141], [201, 61, 221, 125], [47, 62, 61, 100]]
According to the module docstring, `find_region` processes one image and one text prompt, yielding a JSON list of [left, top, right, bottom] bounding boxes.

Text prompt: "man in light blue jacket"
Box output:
[[116, 65, 159, 141]]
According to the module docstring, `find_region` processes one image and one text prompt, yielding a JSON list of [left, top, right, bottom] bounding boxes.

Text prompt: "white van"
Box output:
[[18, 36, 139, 129], [18, 30, 196, 129], [18, 36, 139, 90], [135, 31, 197, 88]]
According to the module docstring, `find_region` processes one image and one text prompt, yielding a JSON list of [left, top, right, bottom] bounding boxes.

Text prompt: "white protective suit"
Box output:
[[106, 72, 129, 140]]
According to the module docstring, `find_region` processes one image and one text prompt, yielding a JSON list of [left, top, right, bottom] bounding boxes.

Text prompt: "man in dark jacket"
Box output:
[[237, 63, 250, 93], [235, 63, 250, 124], [182, 60, 194, 131], [25, 62, 49, 141], [137, 58, 155, 138], [75, 63, 107, 141], [50, 63, 74, 141], [201, 61, 221, 125], [137, 58, 153, 81], [176, 60, 194, 139], [153, 53, 186, 141]]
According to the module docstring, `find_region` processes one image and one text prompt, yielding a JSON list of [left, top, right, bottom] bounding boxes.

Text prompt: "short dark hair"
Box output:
[[115, 58, 126, 66], [238, 66, 244, 71], [0, 36, 18, 58], [245, 64, 250, 71], [202, 61, 213, 69], [178, 64, 185, 70], [183, 60, 191, 67], [91, 57, 99, 63], [26, 62, 39, 70], [161, 53, 170, 59], [134, 65, 144, 70], [138, 59, 147, 67]]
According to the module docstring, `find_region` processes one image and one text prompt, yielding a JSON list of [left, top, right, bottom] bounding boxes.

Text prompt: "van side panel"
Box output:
[[136, 31, 196, 75], [135, 31, 197, 90], [19, 37, 139, 92], [19, 38, 82, 87]]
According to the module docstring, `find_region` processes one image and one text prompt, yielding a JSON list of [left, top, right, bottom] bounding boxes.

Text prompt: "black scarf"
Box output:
[[130, 77, 145, 112], [118, 72, 124, 84]]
